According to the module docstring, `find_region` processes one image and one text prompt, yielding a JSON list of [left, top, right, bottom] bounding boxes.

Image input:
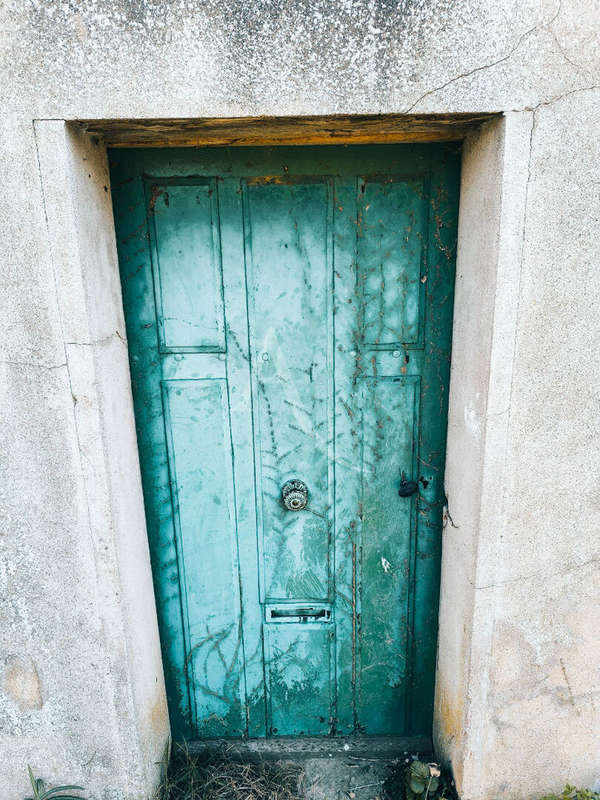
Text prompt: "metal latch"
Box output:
[[398, 471, 419, 497], [265, 605, 332, 623]]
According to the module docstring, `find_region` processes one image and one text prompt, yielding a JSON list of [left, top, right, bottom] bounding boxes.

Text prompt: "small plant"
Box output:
[[539, 788, 600, 800], [25, 766, 85, 800], [383, 759, 457, 800], [404, 760, 457, 800], [405, 761, 439, 800]]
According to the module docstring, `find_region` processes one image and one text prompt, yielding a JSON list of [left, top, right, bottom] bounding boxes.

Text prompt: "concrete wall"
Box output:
[[0, 118, 169, 797], [1, 1, 598, 798], [439, 94, 600, 794], [438, 110, 600, 796]]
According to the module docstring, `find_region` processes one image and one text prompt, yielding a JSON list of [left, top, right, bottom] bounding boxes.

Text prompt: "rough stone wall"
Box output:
[[0, 1, 598, 799]]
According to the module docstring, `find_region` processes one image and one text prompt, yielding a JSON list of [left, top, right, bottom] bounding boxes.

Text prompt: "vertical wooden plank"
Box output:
[[408, 149, 460, 734], [243, 178, 335, 735], [353, 173, 430, 735], [332, 176, 362, 735], [218, 177, 267, 738], [148, 177, 238, 734]]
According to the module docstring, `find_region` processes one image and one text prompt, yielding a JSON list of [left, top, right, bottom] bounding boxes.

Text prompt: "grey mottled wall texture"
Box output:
[[0, 1, 598, 799]]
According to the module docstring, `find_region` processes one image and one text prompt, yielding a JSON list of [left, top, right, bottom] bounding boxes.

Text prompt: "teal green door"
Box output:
[[110, 145, 460, 741]]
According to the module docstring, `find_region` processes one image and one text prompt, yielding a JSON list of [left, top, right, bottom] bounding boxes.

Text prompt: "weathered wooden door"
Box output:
[[110, 145, 460, 741]]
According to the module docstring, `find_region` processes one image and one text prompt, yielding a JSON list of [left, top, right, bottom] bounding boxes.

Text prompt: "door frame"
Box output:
[[33, 112, 529, 788]]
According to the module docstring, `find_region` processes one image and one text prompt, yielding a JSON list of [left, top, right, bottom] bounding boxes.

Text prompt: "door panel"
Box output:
[[162, 378, 245, 736], [148, 180, 225, 351], [357, 178, 426, 347], [110, 145, 460, 741], [357, 375, 419, 734], [265, 622, 333, 736]]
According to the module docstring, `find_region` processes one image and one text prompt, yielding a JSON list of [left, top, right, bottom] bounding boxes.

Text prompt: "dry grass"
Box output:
[[156, 744, 302, 800]]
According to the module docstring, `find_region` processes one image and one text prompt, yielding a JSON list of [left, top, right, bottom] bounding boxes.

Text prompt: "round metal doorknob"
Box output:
[[281, 479, 308, 511]]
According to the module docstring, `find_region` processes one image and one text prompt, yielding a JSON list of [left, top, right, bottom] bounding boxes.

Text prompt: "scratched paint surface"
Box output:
[[110, 145, 460, 740]]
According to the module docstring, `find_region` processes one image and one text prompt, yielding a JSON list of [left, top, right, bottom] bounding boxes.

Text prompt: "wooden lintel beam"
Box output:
[[76, 113, 500, 148]]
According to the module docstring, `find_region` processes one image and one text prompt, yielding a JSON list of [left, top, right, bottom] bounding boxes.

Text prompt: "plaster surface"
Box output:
[[0, 1, 598, 798]]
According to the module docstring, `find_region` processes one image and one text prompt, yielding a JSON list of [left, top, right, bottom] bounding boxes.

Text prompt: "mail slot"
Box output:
[[265, 605, 332, 623]]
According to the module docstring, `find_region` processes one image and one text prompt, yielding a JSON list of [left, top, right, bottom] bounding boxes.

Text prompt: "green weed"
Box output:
[[24, 766, 85, 800], [539, 788, 600, 800]]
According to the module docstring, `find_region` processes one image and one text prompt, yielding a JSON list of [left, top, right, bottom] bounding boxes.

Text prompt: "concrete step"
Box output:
[[187, 736, 433, 800]]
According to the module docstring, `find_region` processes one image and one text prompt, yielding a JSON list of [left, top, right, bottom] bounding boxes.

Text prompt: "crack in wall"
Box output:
[[473, 556, 600, 592], [404, 21, 541, 113], [405, 0, 597, 115], [66, 330, 127, 348], [526, 83, 600, 112], [0, 360, 67, 370]]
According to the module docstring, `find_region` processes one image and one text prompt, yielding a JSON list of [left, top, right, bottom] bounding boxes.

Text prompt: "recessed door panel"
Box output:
[[265, 622, 333, 736], [148, 181, 225, 351], [111, 145, 460, 741], [357, 179, 426, 347], [358, 375, 419, 734], [162, 378, 245, 736]]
